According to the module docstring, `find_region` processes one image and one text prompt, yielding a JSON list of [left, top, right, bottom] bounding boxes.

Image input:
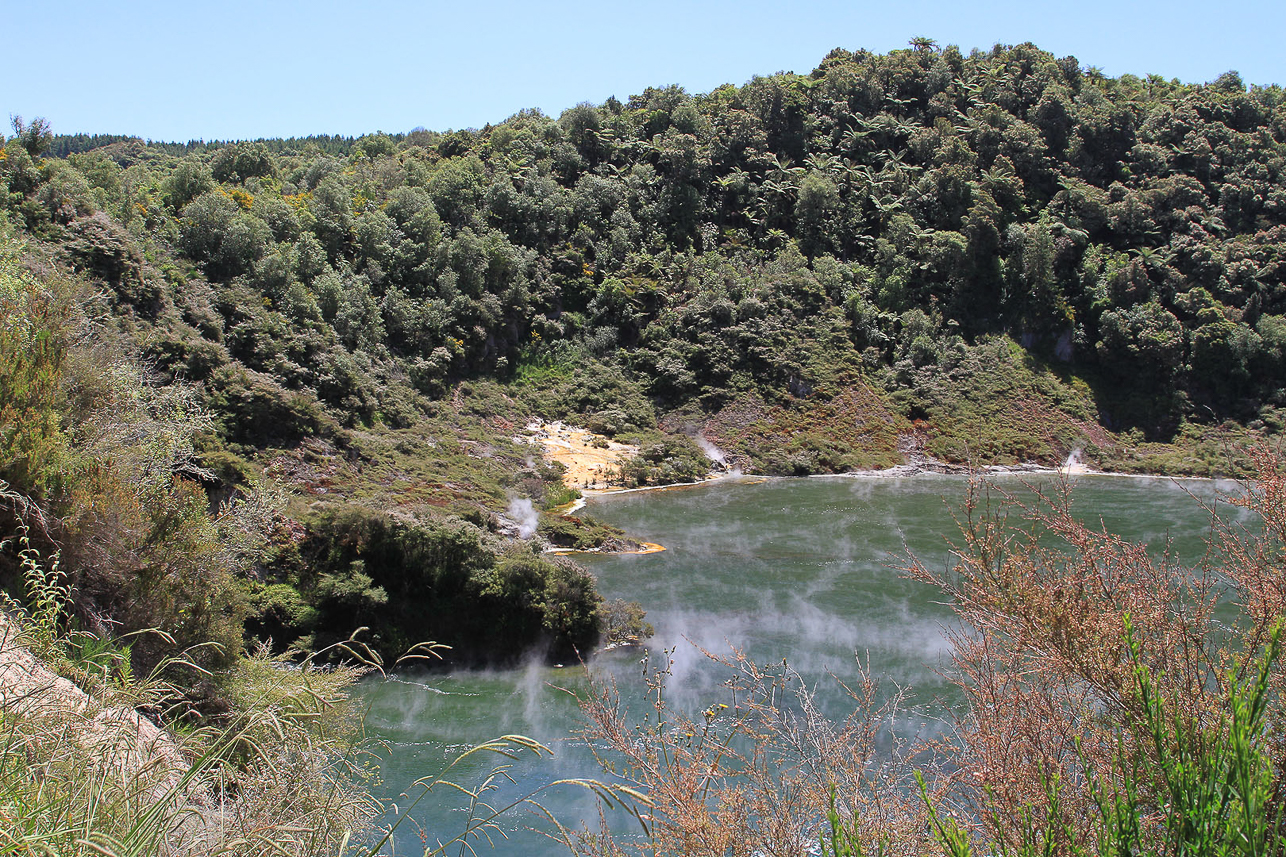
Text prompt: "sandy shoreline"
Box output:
[[522, 421, 1236, 512], [548, 541, 667, 557]]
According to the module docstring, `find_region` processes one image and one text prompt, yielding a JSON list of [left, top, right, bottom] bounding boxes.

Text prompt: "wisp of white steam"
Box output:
[[508, 498, 539, 539]]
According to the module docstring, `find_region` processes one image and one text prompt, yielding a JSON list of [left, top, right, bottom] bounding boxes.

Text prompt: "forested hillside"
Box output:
[[2, 40, 1285, 673]]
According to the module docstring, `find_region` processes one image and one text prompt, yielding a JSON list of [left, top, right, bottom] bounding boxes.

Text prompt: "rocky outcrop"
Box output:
[[0, 613, 205, 807]]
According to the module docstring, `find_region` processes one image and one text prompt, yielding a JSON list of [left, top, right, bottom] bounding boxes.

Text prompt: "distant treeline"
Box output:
[[49, 132, 404, 158]]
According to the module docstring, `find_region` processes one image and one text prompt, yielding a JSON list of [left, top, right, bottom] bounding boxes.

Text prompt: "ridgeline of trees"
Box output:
[[9, 43, 1285, 439]]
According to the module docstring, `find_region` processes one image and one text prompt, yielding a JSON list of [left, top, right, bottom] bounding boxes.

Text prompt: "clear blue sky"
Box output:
[[8, 0, 1284, 143]]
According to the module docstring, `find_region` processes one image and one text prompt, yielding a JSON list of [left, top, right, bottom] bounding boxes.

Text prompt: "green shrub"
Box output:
[[0, 254, 72, 499], [205, 366, 325, 446], [292, 509, 604, 665]]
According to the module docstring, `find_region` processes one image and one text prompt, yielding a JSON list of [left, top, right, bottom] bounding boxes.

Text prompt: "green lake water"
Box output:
[[357, 473, 1246, 855]]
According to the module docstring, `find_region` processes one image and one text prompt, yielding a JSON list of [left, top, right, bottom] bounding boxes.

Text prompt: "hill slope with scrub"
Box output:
[[4, 36, 1286, 672], [11, 42, 1286, 475]]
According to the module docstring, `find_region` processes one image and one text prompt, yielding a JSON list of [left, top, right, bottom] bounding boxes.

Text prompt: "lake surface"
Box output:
[[358, 473, 1243, 855]]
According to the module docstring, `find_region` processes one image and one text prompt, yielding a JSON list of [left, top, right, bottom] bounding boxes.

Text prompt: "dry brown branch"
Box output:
[[574, 643, 941, 856]]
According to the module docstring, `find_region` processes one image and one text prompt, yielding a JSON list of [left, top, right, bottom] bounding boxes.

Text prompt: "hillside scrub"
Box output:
[[0, 238, 623, 673], [5, 43, 1284, 487], [0, 247, 261, 680], [4, 45, 1283, 681]]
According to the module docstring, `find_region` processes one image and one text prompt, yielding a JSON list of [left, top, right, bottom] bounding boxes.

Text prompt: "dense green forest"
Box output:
[[4, 39, 1286, 671]]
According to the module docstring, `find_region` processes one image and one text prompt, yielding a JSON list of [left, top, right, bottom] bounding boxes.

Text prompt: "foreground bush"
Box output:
[[575, 646, 941, 856], [901, 620, 1285, 857], [899, 443, 1286, 854]]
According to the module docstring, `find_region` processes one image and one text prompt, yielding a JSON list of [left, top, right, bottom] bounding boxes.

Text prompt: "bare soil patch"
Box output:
[[523, 419, 639, 489]]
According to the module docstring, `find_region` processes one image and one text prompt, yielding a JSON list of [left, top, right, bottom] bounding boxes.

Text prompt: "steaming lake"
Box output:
[[358, 473, 1242, 855]]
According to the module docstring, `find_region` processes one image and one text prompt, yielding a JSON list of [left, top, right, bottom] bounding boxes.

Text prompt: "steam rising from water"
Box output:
[[1060, 447, 1088, 475], [507, 497, 539, 538], [694, 436, 728, 468]]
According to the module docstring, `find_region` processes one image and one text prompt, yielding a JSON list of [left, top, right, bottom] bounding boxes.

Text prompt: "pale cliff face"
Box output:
[[0, 613, 203, 806]]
